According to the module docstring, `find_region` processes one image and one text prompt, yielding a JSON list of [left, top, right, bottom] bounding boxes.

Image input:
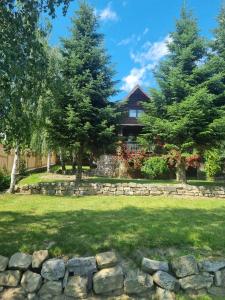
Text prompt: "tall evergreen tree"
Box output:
[[140, 6, 225, 183], [50, 1, 118, 181]]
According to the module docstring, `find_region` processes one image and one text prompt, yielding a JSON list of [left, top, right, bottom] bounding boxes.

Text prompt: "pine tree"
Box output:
[[140, 6, 225, 183], [50, 1, 118, 181]]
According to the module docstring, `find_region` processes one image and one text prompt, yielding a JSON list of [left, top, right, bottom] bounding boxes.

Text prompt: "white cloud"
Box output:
[[131, 35, 172, 65], [121, 64, 155, 92], [121, 35, 172, 92], [117, 28, 150, 47], [99, 3, 118, 22], [143, 27, 149, 35]]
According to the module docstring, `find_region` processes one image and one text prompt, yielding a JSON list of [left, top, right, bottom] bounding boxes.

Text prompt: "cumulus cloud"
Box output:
[[131, 35, 172, 65], [121, 35, 172, 92], [99, 3, 118, 22]]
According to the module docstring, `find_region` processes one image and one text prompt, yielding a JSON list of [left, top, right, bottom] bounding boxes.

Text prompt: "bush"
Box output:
[[142, 156, 169, 179], [204, 148, 222, 181], [0, 169, 10, 191]]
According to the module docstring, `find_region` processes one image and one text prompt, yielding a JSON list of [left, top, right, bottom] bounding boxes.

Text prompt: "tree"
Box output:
[[0, 1, 73, 192], [140, 6, 225, 183], [50, 1, 118, 181]]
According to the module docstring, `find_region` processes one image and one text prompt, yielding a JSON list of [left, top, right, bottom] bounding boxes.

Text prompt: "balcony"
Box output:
[[124, 141, 143, 152]]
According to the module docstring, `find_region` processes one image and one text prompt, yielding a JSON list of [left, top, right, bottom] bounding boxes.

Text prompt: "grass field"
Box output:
[[1, 193, 225, 259], [18, 171, 225, 187]]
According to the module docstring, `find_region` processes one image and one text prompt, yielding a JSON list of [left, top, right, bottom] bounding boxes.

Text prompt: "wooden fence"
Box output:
[[0, 144, 57, 173]]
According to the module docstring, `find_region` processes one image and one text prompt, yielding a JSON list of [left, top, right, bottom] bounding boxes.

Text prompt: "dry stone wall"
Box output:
[[1, 250, 225, 299], [17, 182, 225, 198]]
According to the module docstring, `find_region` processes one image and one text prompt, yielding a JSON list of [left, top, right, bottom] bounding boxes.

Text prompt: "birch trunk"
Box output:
[[76, 147, 83, 182], [47, 151, 51, 173], [59, 149, 66, 173], [9, 145, 19, 193]]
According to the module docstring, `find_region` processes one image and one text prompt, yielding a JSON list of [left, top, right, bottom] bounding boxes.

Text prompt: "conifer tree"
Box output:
[[50, 1, 118, 181], [140, 6, 225, 183]]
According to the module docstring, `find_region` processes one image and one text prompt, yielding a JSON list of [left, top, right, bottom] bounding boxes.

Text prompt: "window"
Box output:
[[129, 109, 144, 118]]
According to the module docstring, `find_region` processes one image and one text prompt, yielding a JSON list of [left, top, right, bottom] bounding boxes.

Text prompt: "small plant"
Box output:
[[141, 156, 169, 179], [0, 168, 10, 191]]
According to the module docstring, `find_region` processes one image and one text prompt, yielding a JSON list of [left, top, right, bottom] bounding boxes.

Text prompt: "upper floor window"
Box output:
[[129, 109, 144, 118]]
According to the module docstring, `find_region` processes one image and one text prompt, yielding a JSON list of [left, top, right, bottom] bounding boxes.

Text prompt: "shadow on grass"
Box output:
[[1, 204, 225, 257]]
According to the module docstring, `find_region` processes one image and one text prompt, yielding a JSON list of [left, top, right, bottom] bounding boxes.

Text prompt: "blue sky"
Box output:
[[49, 0, 223, 101]]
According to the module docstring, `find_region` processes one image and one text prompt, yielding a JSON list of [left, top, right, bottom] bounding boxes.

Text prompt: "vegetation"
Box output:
[[140, 6, 225, 183], [204, 149, 222, 181], [0, 169, 10, 191], [141, 156, 169, 179], [1, 193, 225, 257]]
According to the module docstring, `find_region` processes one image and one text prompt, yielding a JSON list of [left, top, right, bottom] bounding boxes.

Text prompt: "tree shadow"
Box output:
[[0, 204, 225, 257]]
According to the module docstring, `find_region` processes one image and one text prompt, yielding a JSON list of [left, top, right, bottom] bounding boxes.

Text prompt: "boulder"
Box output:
[[155, 287, 176, 300], [32, 250, 49, 268], [8, 252, 32, 270], [21, 270, 42, 293], [152, 271, 178, 291], [41, 258, 65, 281], [0, 287, 27, 300], [198, 260, 225, 272], [141, 258, 169, 274], [208, 286, 225, 297], [214, 269, 225, 287], [124, 270, 153, 295], [0, 270, 21, 287], [179, 273, 214, 290], [0, 255, 9, 271], [93, 266, 124, 294], [27, 293, 38, 300], [96, 251, 118, 269], [64, 275, 88, 298], [38, 281, 62, 296], [67, 256, 97, 276], [171, 255, 198, 278]]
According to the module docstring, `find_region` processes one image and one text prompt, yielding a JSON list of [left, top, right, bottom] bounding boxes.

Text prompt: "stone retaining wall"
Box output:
[[1, 250, 225, 299], [17, 182, 225, 198]]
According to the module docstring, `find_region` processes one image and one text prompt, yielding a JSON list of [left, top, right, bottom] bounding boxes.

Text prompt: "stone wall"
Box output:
[[17, 182, 225, 198], [1, 249, 225, 299]]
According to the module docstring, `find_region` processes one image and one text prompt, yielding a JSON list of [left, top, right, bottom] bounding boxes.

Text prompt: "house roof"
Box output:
[[117, 85, 150, 109]]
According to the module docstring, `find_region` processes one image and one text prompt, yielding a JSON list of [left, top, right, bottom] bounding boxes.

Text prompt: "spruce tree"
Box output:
[[140, 6, 225, 183], [50, 1, 117, 181]]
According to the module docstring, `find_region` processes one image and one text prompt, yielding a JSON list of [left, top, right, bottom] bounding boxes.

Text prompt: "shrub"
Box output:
[[142, 156, 169, 179], [0, 169, 10, 191], [204, 148, 222, 181]]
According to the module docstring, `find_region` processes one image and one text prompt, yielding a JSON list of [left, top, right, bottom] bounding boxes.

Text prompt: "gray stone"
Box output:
[[0, 270, 21, 287], [179, 273, 214, 290], [0, 287, 27, 300], [0, 255, 9, 271], [171, 255, 198, 278], [64, 276, 88, 298], [141, 258, 169, 274], [27, 293, 38, 300], [9, 252, 32, 270], [21, 270, 42, 293], [93, 266, 124, 294], [67, 256, 97, 276], [38, 281, 62, 296], [155, 287, 176, 300], [153, 271, 178, 291], [214, 269, 225, 287], [96, 251, 118, 269], [198, 260, 225, 272], [41, 258, 65, 281], [208, 286, 225, 296], [124, 270, 153, 295], [32, 250, 49, 268]]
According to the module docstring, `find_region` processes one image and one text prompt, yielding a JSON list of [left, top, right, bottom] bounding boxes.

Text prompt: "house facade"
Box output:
[[117, 85, 150, 151]]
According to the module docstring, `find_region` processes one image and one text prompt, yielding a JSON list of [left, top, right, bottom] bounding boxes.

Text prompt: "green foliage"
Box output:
[[204, 149, 222, 180], [0, 169, 10, 191], [142, 156, 169, 179]]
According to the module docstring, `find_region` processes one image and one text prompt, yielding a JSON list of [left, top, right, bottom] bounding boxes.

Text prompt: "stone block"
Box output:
[[171, 255, 198, 278], [153, 271, 178, 291], [124, 270, 153, 295], [179, 273, 213, 290], [21, 270, 42, 293], [67, 256, 97, 276], [0, 255, 9, 271], [32, 250, 49, 269], [96, 251, 118, 269], [64, 275, 88, 298], [0, 270, 21, 287], [141, 258, 169, 274], [41, 258, 65, 281], [9, 252, 32, 270]]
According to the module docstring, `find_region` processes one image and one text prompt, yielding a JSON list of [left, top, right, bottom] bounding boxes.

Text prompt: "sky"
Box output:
[[48, 0, 223, 101]]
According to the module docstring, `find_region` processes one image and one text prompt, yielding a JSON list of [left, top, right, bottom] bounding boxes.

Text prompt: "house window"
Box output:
[[129, 109, 144, 118]]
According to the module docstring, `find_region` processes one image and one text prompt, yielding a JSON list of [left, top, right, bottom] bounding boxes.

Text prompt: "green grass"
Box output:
[[1, 193, 225, 259], [18, 171, 225, 187]]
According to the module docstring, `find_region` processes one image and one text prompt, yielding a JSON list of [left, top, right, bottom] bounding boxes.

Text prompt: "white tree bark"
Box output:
[[9, 145, 19, 193], [47, 151, 51, 173]]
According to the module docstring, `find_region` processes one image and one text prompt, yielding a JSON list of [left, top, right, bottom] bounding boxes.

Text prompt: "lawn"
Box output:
[[18, 171, 225, 187], [1, 193, 225, 259]]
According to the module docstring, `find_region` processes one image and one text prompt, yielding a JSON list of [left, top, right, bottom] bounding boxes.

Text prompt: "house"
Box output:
[[117, 85, 150, 151]]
